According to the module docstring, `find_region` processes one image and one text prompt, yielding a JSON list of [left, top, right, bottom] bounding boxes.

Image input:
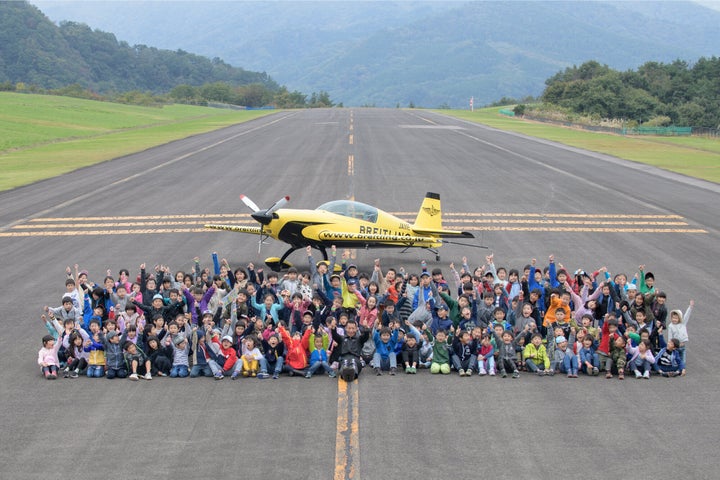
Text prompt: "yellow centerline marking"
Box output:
[[335, 379, 360, 480], [349, 134, 354, 145]]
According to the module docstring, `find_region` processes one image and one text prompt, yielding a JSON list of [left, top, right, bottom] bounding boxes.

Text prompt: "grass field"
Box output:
[[440, 108, 720, 184], [0, 92, 276, 191]]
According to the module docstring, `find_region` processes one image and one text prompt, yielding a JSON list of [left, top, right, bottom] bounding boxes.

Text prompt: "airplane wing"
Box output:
[[412, 228, 474, 238], [318, 231, 437, 244], [204, 224, 263, 235]]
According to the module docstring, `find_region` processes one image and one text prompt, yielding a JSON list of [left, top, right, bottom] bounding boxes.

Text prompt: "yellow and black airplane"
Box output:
[[205, 192, 477, 271]]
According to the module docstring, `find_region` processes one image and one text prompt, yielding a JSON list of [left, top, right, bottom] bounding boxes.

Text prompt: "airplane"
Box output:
[[205, 192, 481, 271]]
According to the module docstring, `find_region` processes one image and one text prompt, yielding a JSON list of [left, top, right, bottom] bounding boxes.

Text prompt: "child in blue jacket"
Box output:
[[372, 323, 398, 375]]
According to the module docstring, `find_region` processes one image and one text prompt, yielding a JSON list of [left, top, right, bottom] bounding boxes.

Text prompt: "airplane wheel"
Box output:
[[265, 258, 293, 272], [436, 255, 441, 261]]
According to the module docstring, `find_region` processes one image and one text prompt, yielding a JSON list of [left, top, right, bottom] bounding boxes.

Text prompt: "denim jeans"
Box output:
[[478, 356, 495, 373], [308, 360, 333, 376], [190, 364, 214, 377], [579, 351, 599, 373], [106, 367, 127, 379], [170, 365, 189, 377], [266, 357, 284, 374], [86, 365, 104, 377], [372, 352, 397, 370], [629, 358, 652, 374], [560, 354, 579, 373]]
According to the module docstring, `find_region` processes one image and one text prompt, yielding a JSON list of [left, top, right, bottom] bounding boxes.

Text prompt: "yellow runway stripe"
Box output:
[[335, 379, 360, 480]]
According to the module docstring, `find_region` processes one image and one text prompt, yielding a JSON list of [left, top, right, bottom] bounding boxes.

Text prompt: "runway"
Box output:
[[1, 108, 718, 479]]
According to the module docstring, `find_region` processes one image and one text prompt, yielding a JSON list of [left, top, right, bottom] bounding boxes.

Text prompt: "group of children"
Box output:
[[38, 249, 692, 383]]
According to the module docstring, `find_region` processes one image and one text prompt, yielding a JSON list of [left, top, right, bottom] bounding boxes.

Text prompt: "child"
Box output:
[[477, 334, 495, 376], [169, 334, 190, 378], [262, 334, 285, 379], [211, 334, 240, 380], [493, 329, 519, 378], [124, 341, 152, 380], [451, 329, 478, 376], [627, 339, 655, 379], [190, 329, 217, 378], [38, 335, 62, 379], [278, 324, 312, 376], [401, 331, 420, 374], [145, 335, 171, 377], [523, 333, 551, 376], [668, 300, 693, 366], [306, 335, 334, 378], [372, 324, 399, 375], [597, 316, 620, 375], [654, 338, 685, 377], [236, 336, 263, 378], [84, 319, 106, 378], [63, 331, 89, 378], [424, 328, 451, 374], [578, 334, 600, 376], [553, 335, 579, 377], [607, 336, 627, 380], [103, 331, 128, 379]]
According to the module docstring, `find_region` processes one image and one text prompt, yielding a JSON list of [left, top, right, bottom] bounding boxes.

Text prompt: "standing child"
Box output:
[[38, 335, 62, 379], [667, 300, 693, 366]]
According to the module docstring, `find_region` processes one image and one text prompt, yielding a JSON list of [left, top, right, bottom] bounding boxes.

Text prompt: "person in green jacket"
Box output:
[[523, 333, 552, 376], [426, 328, 453, 374]]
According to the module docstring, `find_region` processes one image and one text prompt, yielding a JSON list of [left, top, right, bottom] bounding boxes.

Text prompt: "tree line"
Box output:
[[0, 2, 334, 108], [535, 59, 720, 128]]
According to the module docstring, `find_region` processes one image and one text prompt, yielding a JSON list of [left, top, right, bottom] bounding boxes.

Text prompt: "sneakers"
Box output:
[[272, 372, 279, 379], [405, 366, 412, 374], [606, 372, 613, 379], [257, 372, 270, 379], [389, 367, 396, 376], [305, 371, 312, 379], [547, 370, 555, 377], [488, 368, 496, 376], [410, 366, 417, 374], [214, 372, 224, 380], [69, 370, 79, 378], [592, 367, 599, 376], [251, 370, 257, 377], [458, 369, 466, 377], [129, 373, 139, 381], [643, 371, 650, 379], [478, 367, 487, 376], [144, 372, 152, 380], [156, 371, 167, 377], [500, 370, 507, 378], [536, 370, 545, 377], [233, 372, 241, 379], [635, 370, 642, 379], [63, 368, 70, 378], [465, 369, 472, 377], [512, 370, 520, 379], [374, 367, 382, 376], [329, 370, 337, 378]]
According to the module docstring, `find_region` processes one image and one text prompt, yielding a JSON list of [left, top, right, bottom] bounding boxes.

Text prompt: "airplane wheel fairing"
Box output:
[[265, 257, 293, 272]]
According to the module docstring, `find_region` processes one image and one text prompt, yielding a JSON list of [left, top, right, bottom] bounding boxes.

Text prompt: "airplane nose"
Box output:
[[251, 212, 273, 225]]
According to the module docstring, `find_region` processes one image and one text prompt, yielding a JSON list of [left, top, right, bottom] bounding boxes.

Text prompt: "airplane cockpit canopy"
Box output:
[[316, 200, 379, 223]]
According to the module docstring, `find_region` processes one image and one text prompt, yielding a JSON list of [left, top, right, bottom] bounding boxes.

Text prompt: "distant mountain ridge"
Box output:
[[28, 1, 720, 107]]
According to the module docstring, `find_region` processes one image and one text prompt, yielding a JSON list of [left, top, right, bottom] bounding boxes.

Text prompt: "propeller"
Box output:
[[240, 195, 290, 253]]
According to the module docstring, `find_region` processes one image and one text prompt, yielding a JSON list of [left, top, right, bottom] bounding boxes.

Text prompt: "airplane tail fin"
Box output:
[[413, 192, 443, 231]]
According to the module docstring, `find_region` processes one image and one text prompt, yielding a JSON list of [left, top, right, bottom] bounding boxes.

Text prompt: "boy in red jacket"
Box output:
[[597, 315, 621, 377], [278, 324, 312, 376]]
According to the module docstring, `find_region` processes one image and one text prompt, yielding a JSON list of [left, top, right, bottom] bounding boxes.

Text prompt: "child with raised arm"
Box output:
[[371, 322, 399, 375], [627, 338, 655, 379], [38, 335, 62, 379], [668, 300, 693, 366], [330, 319, 371, 382]]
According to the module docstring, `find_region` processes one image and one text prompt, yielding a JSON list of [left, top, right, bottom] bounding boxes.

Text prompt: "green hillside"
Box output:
[[0, 92, 275, 190]]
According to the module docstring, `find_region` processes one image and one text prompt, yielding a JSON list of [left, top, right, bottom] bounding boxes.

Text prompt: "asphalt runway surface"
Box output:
[[1, 108, 718, 479]]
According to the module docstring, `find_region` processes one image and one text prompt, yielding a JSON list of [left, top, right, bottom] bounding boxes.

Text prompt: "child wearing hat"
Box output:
[[169, 334, 190, 378]]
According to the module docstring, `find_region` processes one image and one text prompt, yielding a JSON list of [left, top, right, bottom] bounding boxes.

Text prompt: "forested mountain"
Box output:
[[0, 2, 278, 93], [31, 0, 720, 108]]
